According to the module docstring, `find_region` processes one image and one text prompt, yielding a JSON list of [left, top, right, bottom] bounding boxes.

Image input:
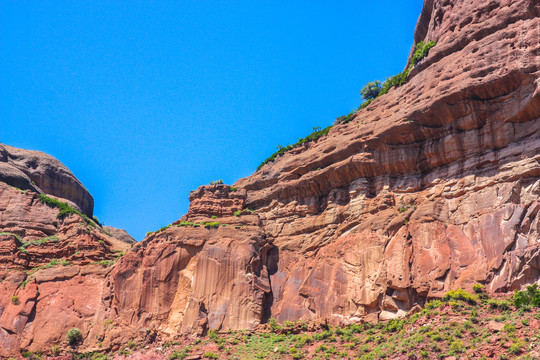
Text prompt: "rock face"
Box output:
[[0, 144, 94, 216], [0, 148, 133, 357], [106, 185, 272, 347], [234, 0, 540, 322], [1, 0, 540, 356], [104, 226, 137, 244]]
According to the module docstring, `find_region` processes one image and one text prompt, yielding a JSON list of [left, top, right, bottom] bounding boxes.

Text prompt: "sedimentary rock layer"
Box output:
[[235, 0, 540, 322], [0, 0, 539, 356]]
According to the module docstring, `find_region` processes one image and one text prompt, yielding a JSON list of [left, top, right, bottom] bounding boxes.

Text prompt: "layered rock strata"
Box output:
[[0, 167, 129, 357], [236, 0, 540, 322], [0, 0, 539, 356]]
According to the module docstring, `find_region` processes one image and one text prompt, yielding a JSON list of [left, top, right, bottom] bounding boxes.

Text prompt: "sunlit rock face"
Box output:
[[0, 181, 133, 357], [0, 144, 94, 216], [1, 0, 540, 356], [236, 0, 540, 324], [102, 184, 273, 349]]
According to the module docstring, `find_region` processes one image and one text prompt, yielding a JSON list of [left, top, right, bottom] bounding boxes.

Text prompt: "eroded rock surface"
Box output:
[[87, 185, 272, 350], [0, 144, 94, 216], [104, 226, 137, 244], [0, 0, 539, 357], [234, 0, 540, 323]]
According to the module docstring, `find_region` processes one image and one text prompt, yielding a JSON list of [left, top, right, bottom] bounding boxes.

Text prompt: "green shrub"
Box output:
[[449, 339, 464, 354], [289, 347, 304, 359], [210, 180, 224, 185], [229, 186, 237, 192], [208, 329, 220, 342], [268, 318, 280, 330], [360, 80, 382, 100], [410, 41, 436, 66], [203, 222, 220, 229], [442, 289, 477, 305], [91, 353, 108, 360], [257, 126, 331, 171], [169, 347, 190, 360], [92, 216, 103, 227], [204, 352, 218, 359], [503, 323, 516, 335], [11, 296, 20, 305], [513, 284, 540, 308], [508, 339, 526, 355], [425, 300, 443, 310], [67, 327, 83, 346], [22, 351, 42, 360], [487, 299, 511, 310], [472, 284, 485, 294], [175, 221, 197, 227], [334, 110, 357, 125], [384, 319, 404, 333], [51, 345, 60, 356]]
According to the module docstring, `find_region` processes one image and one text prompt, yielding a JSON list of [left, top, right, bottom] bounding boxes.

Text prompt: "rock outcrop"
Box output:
[[233, 0, 540, 323], [103, 226, 137, 245], [0, 149, 133, 357], [0, 144, 94, 216], [0, 0, 539, 357], [105, 185, 272, 348], [0, 180, 133, 357]]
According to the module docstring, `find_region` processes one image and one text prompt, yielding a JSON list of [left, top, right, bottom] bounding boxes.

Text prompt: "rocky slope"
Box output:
[[0, 150, 132, 357], [0, 0, 539, 357], [90, 290, 540, 360]]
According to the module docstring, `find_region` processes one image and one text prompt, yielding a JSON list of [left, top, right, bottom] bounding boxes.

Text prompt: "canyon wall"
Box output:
[[0, 0, 539, 356], [233, 0, 540, 322], [0, 157, 131, 357]]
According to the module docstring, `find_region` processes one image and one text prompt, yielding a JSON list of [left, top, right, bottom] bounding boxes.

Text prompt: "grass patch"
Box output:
[[0, 231, 23, 242], [19, 235, 59, 250], [38, 194, 95, 227], [257, 126, 332, 171]]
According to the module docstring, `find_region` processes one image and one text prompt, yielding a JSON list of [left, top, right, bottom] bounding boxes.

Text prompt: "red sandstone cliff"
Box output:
[[0, 151, 132, 357], [0, 0, 539, 356]]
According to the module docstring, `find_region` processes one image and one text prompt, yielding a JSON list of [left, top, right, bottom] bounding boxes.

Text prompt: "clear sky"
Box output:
[[1, 1, 423, 240]]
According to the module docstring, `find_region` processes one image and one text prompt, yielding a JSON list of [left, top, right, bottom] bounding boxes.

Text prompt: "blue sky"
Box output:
[[1, 1, 423, 240]]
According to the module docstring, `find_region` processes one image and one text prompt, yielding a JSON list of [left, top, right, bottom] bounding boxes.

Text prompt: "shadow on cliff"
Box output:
[[262, 245, 279, 323]]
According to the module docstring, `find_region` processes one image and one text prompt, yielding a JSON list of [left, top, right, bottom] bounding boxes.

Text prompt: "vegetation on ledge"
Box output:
[[257, 126, 332, 171], [257, 41, 436, 171], [38, 194, 95, 227]]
